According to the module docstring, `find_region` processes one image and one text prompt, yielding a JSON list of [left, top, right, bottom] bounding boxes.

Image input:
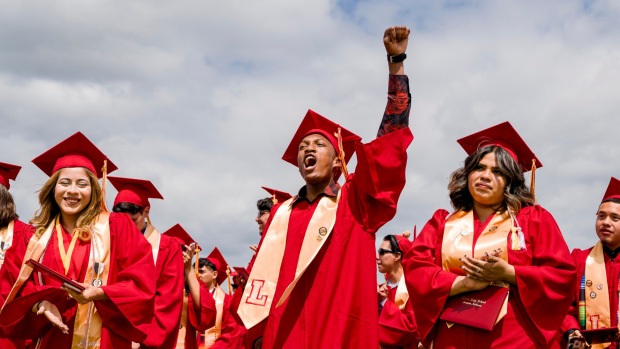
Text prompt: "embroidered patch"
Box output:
[[318, 227, 328, 236]]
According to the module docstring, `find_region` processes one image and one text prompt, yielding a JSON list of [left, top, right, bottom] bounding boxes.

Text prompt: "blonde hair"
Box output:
[[31, 168, 103, 238]]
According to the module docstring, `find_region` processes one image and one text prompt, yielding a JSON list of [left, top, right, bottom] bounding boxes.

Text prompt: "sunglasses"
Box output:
[[378, 248, 397, 256]]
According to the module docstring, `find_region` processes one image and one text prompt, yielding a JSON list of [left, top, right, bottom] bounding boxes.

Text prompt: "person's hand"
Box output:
[[377, 283, 388, 302], [131, 341, 141, 349], [567, 330, 590, 349], [183, 244, 196, 274], [383, 26, 410, 56], [35, 300, 69, 334], [450, 274, 489, 296], [62, 283, 106, 304], [460, 249, 516, 284]]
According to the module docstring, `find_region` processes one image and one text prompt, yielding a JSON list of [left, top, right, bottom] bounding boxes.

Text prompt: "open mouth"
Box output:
[[304, 155, 317, 169], [65, 198, 80, 205]]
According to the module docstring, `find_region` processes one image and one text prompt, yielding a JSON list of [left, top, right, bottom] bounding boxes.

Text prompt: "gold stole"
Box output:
[[0, 213, 111, 349], [238, 192, 339, 329], [201, 286, 225, 348], [394, 274, 409, 311], [584, 242, 612, 335], [144, 224, 161, 264], [441, 210, 511, 325], [0, 220, 15, 268], [175, 294, 188, 349]]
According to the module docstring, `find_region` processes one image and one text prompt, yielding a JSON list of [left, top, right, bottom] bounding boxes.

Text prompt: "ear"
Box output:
[[213, 270, 218, 278], [144, 206, 151, 216]]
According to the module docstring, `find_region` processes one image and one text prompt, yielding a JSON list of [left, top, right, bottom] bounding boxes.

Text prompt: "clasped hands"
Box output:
[[459, 248, 515, 284]]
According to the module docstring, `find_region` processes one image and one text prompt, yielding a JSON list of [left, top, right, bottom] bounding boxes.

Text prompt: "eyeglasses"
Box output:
[[378, 248, 396, 257], [257, 210, 270, 218], [113, 207, 143, 215]]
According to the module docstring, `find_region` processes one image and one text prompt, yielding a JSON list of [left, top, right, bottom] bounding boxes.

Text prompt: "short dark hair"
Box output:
[[383, 235, 402, 254], [257, 197, 273, 212], [199, 257, 217, 272], [112, 202, 144, 215], [602, 198, 620, 205], [0, 185, 18, 228], [448, 145, 535, 214]]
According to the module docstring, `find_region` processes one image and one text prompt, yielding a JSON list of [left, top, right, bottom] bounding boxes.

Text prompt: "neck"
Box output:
[[305, 179, 332, 202], [387, 265, 403, 284], [59, 213, 78, 233], [473, 202, 499, 223]]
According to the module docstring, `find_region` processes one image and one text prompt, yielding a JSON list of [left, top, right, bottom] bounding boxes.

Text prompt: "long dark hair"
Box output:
[[448, 146, 535, 214], [0, 185, 19, 228]]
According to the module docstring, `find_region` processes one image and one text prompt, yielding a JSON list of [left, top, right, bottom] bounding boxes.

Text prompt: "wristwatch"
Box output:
[[387, 53, 407, 63]]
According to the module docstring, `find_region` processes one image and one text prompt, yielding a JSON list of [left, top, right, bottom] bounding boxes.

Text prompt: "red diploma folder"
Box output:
[[581, 327, 620, 344], [439, 285, 509, 331], [26, 259, 85, 293]]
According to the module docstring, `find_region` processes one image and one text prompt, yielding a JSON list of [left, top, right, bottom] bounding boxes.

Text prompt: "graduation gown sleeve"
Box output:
[[378, 288, 420, 348], [187, 283, 216, 332], [94, 212, 157, 343], [141, 234, 184, 349]]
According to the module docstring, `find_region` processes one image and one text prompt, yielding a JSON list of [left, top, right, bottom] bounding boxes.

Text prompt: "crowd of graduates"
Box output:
[[0, 25, 619, 349]]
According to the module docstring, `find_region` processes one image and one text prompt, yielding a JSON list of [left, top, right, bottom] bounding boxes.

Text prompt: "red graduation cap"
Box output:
[[395, 233, 412, 255], [162, 223, 199, 249], [456, 122, 542, 173], [206, 247, 228, 285], [108, 176, 164, 208], [31, 132, 118, 178], [233, 266, 249, 280], [261, 186, 292, 205], [281, 109, 362, 177], [602, 177, 620, 202], [0, 162, 21, 190]]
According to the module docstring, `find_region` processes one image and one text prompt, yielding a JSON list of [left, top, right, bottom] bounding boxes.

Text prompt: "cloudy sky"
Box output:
[[1, 0, 618, 269]]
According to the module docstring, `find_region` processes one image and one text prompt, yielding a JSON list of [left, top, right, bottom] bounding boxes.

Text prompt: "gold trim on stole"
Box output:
[[0, 220, 15, 268], [71, 212, 111, 349], [238, 192, 340, 329], [394, 274, 409, 311], [584, 242, 611, 332], [201, 286, 225, 349], [144, 224, 161, 264], [440, 210, 512, 327]]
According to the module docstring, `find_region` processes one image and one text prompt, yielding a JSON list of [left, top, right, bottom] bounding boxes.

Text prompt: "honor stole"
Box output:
[[174, 294, 188, 349], [1, 213, 111, 349], [394, 275, 409, 311], [441, 210, 512, 327], [199, 286, 225, 348], [582, 241, 614, 349], [144, 224, 161, 264], [0, 220, 14, 268], [238, 192, 339, 329]]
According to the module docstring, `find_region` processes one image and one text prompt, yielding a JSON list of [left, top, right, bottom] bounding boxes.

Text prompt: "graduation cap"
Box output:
[[233, 266, 249, 280], [162, 224, 202, 274], [0, 162, 21, 190], [205, 247, 229, 286], [108, 176, 164, 208], [456, 122, 542, 173], [31, 131, 118, 178], [602, 177, 620, 202], [261, 186, 292, 205], [281, 109, 362, 178]]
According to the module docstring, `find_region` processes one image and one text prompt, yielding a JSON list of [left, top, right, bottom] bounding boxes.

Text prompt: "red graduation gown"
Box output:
[[404, 206, 576, 349], [0, 212, 156, 349], [196, 290, 245, 349], [562, 247, 620, 349], [255, 132, 412, 347], [185, 282, 217, 349], [378, 285, 420, 349], [141, 234, 184, 349], [0, 219, 34, 349]]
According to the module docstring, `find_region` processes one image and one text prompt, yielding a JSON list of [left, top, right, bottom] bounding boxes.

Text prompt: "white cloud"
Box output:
[[1, 0, 618, 268]]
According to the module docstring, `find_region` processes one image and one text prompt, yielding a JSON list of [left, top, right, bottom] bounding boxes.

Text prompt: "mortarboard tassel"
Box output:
[[335, 127, 349, 179], [100, 160, 109, 212], [227, 266, 232, 295], [271, 193, 278, 205], [529, 159, 536, 204], [194, 246, 201, 276]]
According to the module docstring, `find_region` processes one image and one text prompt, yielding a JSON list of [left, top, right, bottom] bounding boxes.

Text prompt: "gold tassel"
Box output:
[[271, 193, 278, 205], [335, 127, 349, 179], [529, 159, 536, 204], [194, 246, 201, 276], [100, 160, 109, 212], [226, 266, 232, 295]]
